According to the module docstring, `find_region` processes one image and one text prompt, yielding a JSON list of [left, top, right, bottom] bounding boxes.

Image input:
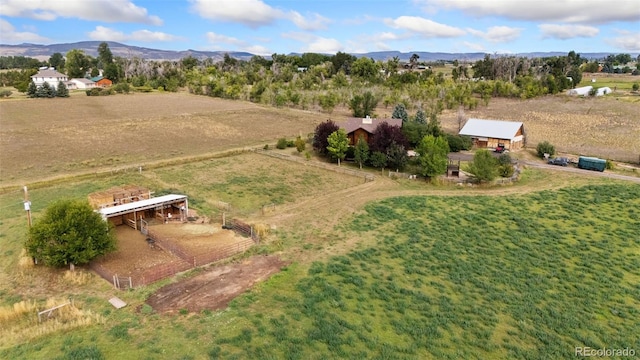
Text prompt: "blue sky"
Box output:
[[1, 0, 638, 55]]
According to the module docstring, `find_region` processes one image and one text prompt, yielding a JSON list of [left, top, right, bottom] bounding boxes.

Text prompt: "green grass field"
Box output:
[[1, 183, 637, 359]]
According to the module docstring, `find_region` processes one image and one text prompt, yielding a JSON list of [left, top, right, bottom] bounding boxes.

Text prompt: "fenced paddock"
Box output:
[[90, 224, 258, 289]]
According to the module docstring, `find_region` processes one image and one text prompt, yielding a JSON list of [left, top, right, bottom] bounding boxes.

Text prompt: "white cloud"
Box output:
[[417, 0, 640, 24], [608, 30, 640, 52], [467, 26, 523, 43], [289, 11, 331, 31], [204, 32, 271, 54], [539, 24, 599, 40], [190, 0, 330, 31], [282, 32, 343, 53], [304, 37, 343, 53], [243, 45, 271, 56], [385, 16, 466, 38], [0, 19, 49, 43], [1, 0, 162, 25], [206, 32, 245, 46], [189, 0, 281, 28], [88, 26, 180, 42]]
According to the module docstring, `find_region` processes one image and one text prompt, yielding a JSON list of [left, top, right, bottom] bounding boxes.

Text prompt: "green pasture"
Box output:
[[2, 183, 637, 359], [578, 75, 640, 91]]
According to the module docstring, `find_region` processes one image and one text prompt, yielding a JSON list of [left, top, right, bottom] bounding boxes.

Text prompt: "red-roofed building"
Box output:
[[341, 116, 402, 145]]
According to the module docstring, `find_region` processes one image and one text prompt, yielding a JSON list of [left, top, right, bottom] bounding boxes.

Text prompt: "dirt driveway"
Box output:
[[145, 255, 287, 314]]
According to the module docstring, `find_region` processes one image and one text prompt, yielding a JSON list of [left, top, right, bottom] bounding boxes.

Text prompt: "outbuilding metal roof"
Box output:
[[98, 194, 186, 218], [459, 119, 523, 140]]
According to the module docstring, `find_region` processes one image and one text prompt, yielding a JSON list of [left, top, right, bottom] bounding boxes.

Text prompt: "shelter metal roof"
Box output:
[[98, 194, 186, 218], [458, 118, 523, 140]]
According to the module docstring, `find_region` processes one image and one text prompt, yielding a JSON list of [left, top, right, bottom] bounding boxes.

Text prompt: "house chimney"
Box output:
[[362, 115, 372, 124]]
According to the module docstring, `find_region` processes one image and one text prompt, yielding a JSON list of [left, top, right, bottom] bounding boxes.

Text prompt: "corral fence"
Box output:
[[90, 225, 257, 289], [256, 149, 375, 182], [222, 216, 261, 244], [113, 275, 133, 290]]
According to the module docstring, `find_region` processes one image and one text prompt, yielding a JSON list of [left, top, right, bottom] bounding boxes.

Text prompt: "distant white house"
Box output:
[[69, 78, 96, 90], [30, 67, 68, 90]]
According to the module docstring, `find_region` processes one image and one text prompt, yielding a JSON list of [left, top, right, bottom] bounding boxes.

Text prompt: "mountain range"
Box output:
[[0, 41, 629, 63]]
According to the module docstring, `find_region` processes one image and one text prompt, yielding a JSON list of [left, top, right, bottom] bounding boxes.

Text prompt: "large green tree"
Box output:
[[467, 149, 498, 183], [65, 49, 91, 78], [327, 129, 349, 166], [49, 52, 65, 70], [26, 199, 116, 268], [97, 42, 114, 66], [416, 135, 449, 178]]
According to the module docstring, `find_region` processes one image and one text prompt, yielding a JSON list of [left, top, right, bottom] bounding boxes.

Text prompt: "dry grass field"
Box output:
[[0, 93, 329, 186], [2, 91, 638, 189], [439, 95, 640, 162]]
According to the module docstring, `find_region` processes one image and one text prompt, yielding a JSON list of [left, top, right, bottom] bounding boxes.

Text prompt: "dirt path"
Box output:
[[523, 161, 640, 183], [145, 255, 287, 314]]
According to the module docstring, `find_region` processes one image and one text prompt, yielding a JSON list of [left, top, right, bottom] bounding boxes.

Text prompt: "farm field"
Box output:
[[0, 92, 328, 186], [2, 90, 639, 190], [1, 88, 639, 359], [1, 183, 638, 359], [439, 95, 640, 163]]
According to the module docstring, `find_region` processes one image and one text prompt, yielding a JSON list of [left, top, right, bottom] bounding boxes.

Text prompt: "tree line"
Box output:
[[2, 43, 638, 110]]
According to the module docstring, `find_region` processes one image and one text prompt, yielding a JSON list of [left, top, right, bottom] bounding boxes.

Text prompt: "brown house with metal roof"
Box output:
[[341, 116, 403, 145]]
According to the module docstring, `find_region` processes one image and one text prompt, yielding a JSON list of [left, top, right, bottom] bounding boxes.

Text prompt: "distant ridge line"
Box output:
[[0, 41, 632, 62]]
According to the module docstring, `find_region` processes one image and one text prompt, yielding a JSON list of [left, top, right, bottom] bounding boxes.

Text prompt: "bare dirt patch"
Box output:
[[145, 255, 287, 314], [96, 226, 181, 276], [148, 223, 245, 253]]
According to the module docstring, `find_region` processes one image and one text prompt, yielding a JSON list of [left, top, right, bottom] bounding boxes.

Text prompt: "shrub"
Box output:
[[113, 83, 131, 94], [498, 153, 512, 165], [606, 160, 615, 170], [86, 87, 111, 96], [0, 89, 12, 98], [295, 137, 306, 153], [536, 141, 556, 158], [632, 83, 639, 92], [263, 144, 269, 150], [499, 164, 515, 177], [134, 86, 153, 93], [286, 140, 295, 148], [446, 134, 473, 152], [276, 138, 288, 149], [345, 146, 355, 159]]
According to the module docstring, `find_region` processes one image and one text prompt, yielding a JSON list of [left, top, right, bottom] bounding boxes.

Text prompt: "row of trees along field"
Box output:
[[2, 42, 638, 112]]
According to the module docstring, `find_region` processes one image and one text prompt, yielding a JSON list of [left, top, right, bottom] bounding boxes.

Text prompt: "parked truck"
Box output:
[[578, 156, 606, 172]]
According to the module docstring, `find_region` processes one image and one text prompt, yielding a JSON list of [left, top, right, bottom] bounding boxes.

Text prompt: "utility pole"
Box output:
[[23, 186, 32, 228]]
